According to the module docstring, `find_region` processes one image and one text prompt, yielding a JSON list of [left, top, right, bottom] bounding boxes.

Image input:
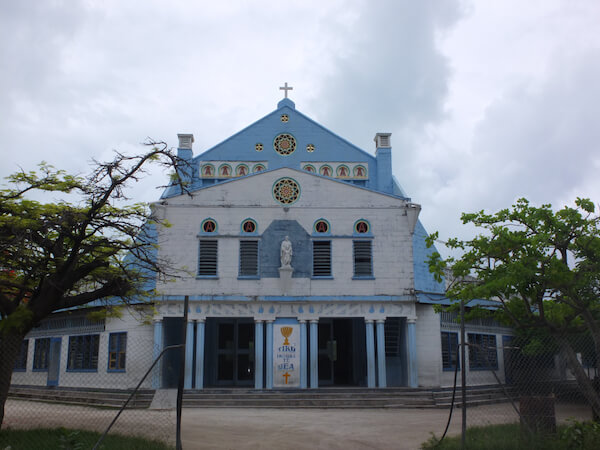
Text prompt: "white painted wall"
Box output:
[[155, 168, 418, 299], [12, 310, 155, 390]]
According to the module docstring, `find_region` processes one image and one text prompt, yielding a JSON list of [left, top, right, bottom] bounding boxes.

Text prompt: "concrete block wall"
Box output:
[[156, 168, 418, 298]]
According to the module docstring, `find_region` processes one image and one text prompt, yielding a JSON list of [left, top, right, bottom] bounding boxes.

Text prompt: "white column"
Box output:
[[365, 320, 376, 388], [407, 317, 418, 388], [184, 320, 194, 389], [299, 320, 308, 389], [376, 319, 387, 388], [255, 320, 264, 389], [152, 319, 163, 389], [194, 319, 205, 389], [309, 320, 319, 388], [266, 320, 274, 389]]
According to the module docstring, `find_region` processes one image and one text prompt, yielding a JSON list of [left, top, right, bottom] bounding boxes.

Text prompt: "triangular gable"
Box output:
[[195, 100, 376, 169]]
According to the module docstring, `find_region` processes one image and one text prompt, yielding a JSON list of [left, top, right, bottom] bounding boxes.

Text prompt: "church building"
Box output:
[[11, 86, 515, 392]]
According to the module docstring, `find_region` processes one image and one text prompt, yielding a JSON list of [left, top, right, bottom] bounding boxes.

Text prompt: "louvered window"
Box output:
[[198, 239, 218, 276], [67, 334, 99, 371], [239, 240, 259, 276], [441, 332, 460, 370], [312, 240, 331, 277], [33, 338, 51, 370], [353, 240, 373, 277], [468, 333, 498, 369]]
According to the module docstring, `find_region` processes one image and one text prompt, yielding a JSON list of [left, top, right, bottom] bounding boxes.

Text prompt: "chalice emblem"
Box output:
[[281, 326, 293, 345]]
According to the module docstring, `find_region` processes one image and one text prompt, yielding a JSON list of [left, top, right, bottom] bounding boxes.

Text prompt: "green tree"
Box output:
[[427, 198, 600, 417], [0, 142, 186, 427]]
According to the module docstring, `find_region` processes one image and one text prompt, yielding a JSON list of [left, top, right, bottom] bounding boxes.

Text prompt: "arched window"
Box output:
[[241, 219, 257, 233], [236, 164, 249, 176], [219, 164, 232, 177], [314, 219, 330, 234], [320, 165, 332, 177], [202, 164, 214, 177], [354, 219, 370, 234], [201, 218, 217, 233]]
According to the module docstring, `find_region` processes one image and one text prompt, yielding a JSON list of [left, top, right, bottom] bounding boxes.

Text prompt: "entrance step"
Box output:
[[8, 384, 512, 409], [182, 385, 512, 409], [8, 385, 154, 409]]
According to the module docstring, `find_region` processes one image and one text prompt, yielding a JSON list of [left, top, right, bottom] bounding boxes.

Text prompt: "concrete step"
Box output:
[[8, 385, 513, 409]]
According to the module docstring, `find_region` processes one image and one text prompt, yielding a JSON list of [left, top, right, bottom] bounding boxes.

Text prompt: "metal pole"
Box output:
[[460, 299, 467, 449], [176, 295, 189, 450]]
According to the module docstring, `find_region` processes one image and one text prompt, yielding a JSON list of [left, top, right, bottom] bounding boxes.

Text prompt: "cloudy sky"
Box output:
[[2, 0, 599, 256]]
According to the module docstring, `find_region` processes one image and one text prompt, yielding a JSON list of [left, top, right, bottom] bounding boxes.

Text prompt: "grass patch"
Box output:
[[0, 427, 173, 450], [421, 421, 600, 450]]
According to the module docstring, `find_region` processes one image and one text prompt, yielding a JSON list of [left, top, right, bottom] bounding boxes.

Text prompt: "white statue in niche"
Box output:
[[280, 236, 293, 268]]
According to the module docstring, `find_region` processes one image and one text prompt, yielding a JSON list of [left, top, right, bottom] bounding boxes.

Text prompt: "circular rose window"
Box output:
[[273, 178, 300, 205], [273, 134, 296, 156]]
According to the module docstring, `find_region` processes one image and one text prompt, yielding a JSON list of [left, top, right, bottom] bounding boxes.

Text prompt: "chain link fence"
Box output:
[[437, 331, 597, 446], [2, 312, 180, 449]]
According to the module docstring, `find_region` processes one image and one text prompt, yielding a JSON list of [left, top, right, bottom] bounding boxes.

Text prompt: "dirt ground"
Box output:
[[2, 400, 592, 450]]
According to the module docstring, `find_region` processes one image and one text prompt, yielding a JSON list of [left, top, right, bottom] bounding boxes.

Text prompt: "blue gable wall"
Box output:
[[412, 220, 445, 295], [162, 99, 403, 198], [260, 219, 311, 279]]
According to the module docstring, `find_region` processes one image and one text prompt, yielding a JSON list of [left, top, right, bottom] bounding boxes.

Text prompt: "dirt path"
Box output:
[[3, 400, 591, 449]]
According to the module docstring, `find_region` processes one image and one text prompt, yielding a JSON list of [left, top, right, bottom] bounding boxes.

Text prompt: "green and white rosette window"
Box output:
[[273, 177, 300, 205], [273, 133, 296, 156]]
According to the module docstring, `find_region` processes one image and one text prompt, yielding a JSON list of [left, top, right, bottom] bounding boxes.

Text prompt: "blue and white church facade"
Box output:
[[11, 91, 516, 391]]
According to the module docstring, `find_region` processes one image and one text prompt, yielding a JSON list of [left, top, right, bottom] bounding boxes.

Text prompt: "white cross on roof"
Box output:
[[279, 82, 293, 98]]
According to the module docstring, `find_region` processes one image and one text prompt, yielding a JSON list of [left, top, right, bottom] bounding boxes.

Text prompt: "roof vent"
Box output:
[[178, 133, 194, 149], [374, 133, 391, 148]]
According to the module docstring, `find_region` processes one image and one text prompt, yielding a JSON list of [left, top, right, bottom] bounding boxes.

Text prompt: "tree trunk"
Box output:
[[556, 334, 600, 418], [0, 331, 25, 429]]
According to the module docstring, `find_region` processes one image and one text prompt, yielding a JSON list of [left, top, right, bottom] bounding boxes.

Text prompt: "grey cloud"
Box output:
[[312, 0, 465, 153]]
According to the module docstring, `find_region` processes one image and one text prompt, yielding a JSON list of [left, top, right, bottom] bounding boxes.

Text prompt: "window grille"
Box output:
[[468, 333, 498, 369], [198, 239, 218, 276], [67, 334, 99, 371], [312, 241, 331, 277], [14, 340, 28, 371], [441, 331, 460, 370], [239, 240, 259, 276], [108, 332, 127, 371], [33, 337, 51, 370], [353, 240, 373, 277]]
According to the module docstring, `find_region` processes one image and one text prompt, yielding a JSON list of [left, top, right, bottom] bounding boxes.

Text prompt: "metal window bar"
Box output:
[[312, 240, 331, 276], [198, 239, 218, 276], [239, 240, 258, 276], [353, 240, 372, 276]]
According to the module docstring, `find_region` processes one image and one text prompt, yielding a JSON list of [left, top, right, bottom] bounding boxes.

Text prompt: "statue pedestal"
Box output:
[[278, 266, 293, 295]]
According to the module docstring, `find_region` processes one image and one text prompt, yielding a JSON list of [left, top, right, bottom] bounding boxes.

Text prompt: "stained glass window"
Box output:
[[273, 134, 296, 156], [354, 165, 366, 178], [273, 178, 300, 205], [314, 220, 330, 233], [236, 165, 248, 176], [320, 165, 332, 177], [241, 219, 256, 233], [354, 220, 370, 234], [202, 219, 217, 233], [337, 165, 349, 177]]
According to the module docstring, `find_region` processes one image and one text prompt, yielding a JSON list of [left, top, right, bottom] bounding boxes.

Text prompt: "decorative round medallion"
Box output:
[[273, 177, 300, 205], [255, 143, 263, 152], [306, 144, 315, 152], [273, 134, 296, 156], [280, 114, 289, 122]]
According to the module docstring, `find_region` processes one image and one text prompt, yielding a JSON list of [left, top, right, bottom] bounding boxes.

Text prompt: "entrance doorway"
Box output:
[[205, 318, 255, 386], [317, 318, 366, 386]]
